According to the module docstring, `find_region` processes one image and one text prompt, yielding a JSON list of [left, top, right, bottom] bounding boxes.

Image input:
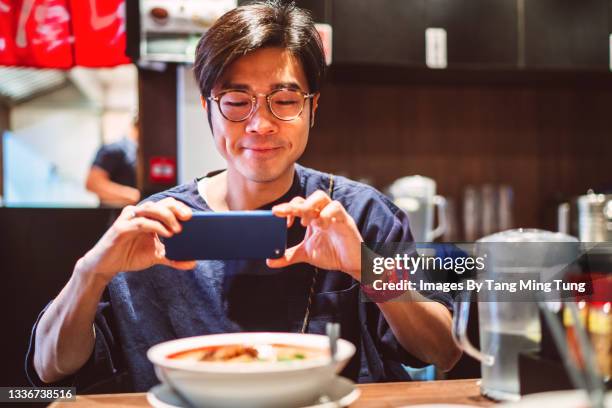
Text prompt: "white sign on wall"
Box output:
[[425, 27, 447, 69]]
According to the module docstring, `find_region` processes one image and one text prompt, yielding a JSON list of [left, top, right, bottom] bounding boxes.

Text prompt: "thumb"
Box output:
[[162, 258, 197, 270], [266, 244, 307, 268]]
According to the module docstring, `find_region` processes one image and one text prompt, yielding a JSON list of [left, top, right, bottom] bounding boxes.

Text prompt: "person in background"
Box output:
[[85, 115, 140, 206]]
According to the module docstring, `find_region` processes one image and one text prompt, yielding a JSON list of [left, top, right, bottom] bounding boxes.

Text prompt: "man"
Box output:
[[28, 1, 460, 392], [85, 116, 140, 207]]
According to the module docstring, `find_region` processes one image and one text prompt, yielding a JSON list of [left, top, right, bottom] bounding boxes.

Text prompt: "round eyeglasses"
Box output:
[[207, 89, 316, 122]]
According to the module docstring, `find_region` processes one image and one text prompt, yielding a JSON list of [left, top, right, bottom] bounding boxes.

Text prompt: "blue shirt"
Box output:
[[26, 164, 452, 392], [92, 137, 137, 188]]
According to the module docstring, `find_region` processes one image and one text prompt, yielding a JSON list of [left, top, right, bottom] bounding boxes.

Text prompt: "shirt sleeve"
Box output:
[[92, 145, 121, 176], [351, 186, 454, 309], [25, 292, 130, 393], [349, 187, 453, 380]]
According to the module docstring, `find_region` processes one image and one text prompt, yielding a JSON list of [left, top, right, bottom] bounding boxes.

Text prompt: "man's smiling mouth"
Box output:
[[242, 145, 283, 152], [241, 146, 284, 158]]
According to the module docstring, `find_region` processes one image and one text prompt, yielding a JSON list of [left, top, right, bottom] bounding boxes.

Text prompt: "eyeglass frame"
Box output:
[[206, 88, 316, 122]]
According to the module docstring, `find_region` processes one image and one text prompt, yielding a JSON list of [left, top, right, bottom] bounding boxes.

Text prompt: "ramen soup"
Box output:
[[168, 344, 328, 363]]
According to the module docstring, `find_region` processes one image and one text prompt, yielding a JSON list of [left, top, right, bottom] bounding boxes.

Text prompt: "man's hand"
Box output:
[[34, 197, 197, 384], [78, 197, 197, 284], [267, 190, 363, 280]]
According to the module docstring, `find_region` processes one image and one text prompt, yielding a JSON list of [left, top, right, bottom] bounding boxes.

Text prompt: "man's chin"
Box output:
[[247, 171, 286, 183], [241, 164, 292, 184]]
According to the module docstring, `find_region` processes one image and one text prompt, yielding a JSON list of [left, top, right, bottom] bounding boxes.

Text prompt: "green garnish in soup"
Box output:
[[278, 353, 305, 362], [168, 344, 325, 363]]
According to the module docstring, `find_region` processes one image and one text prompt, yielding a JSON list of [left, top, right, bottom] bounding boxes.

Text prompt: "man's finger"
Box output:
[[134, 205, 182, 233], [303, 190, 331, 211], [318, 200, 346, 225], [275, 192, 330, 225], [266, 244, 306, 268], [125, 217, 173, 238], [272, 196, 305, 217], [120, 205, 138, 220], [159, 197, 193, 221], [311, 200, 348, 229], [298, 190, 330, 225], [290, 196, 306, 205], [163, 258, 197, 270], [312, 214, 331, 229]]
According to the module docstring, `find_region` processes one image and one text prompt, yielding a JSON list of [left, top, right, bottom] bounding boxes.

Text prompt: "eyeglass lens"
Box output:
[[218, 90, 305, 121]]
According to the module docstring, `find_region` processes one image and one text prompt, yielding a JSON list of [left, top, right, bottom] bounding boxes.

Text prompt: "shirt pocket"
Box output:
[[287, 281, 361, 335]]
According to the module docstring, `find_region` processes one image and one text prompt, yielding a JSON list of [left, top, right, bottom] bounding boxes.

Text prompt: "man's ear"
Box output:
[[310, 93, 320, 128], [200, 95, 208, 112]]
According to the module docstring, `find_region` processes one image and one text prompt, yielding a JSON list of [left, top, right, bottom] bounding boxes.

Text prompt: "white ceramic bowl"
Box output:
[[147, 332, 356, 408]]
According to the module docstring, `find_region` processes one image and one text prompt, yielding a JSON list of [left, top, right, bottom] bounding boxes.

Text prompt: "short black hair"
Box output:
[[193, 0, 326, 98]]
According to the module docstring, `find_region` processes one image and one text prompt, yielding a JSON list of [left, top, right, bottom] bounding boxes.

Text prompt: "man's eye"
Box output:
[[224, 101, 249, 107], [274, 100, 299, 106]]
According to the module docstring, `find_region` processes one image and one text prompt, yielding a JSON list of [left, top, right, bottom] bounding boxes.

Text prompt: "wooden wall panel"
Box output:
[[302, 81, 612, 238]]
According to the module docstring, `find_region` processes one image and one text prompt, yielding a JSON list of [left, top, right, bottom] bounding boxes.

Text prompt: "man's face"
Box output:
[[204, 47, 319, 183]]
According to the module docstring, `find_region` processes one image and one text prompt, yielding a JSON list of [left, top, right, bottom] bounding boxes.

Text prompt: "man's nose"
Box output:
[[245, 99, 278, 135]]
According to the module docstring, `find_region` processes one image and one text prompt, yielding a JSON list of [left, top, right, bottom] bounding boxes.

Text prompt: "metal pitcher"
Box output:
[[558, 190, 612, 242]]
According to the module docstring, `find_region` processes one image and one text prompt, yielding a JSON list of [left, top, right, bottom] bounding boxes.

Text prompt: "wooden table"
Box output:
[[49, 379, 496, 407]]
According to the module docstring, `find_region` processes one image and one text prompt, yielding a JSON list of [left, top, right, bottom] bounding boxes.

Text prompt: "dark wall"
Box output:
[[0, 102, 8, 198], [0, 208, 115, 388], [136, 63, 612, 237], [138, 64, 178, 197], [301, 76, 612, 236]]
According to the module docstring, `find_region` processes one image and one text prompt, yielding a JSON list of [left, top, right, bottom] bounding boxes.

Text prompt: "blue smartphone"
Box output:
[[163, 211, 287, 261]]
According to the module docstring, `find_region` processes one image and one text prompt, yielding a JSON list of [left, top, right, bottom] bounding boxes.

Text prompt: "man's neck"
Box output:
[[205, 165, 296, 211]]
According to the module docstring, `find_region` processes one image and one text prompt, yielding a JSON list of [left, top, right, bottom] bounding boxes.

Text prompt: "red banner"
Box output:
[[0, 0, 73, 68], [70, 0, 129, 67], [0, 0, 129, 69], [0, 1, 17, 65]]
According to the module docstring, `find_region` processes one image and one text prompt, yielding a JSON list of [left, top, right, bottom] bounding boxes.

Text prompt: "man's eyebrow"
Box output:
[[218, 82, 303, 91], [271, 82, 301, 90], [220, 82, 250, 90]]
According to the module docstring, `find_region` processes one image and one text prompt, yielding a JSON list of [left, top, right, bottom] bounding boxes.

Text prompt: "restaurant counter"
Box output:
[[49, 378, 494, 408]]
